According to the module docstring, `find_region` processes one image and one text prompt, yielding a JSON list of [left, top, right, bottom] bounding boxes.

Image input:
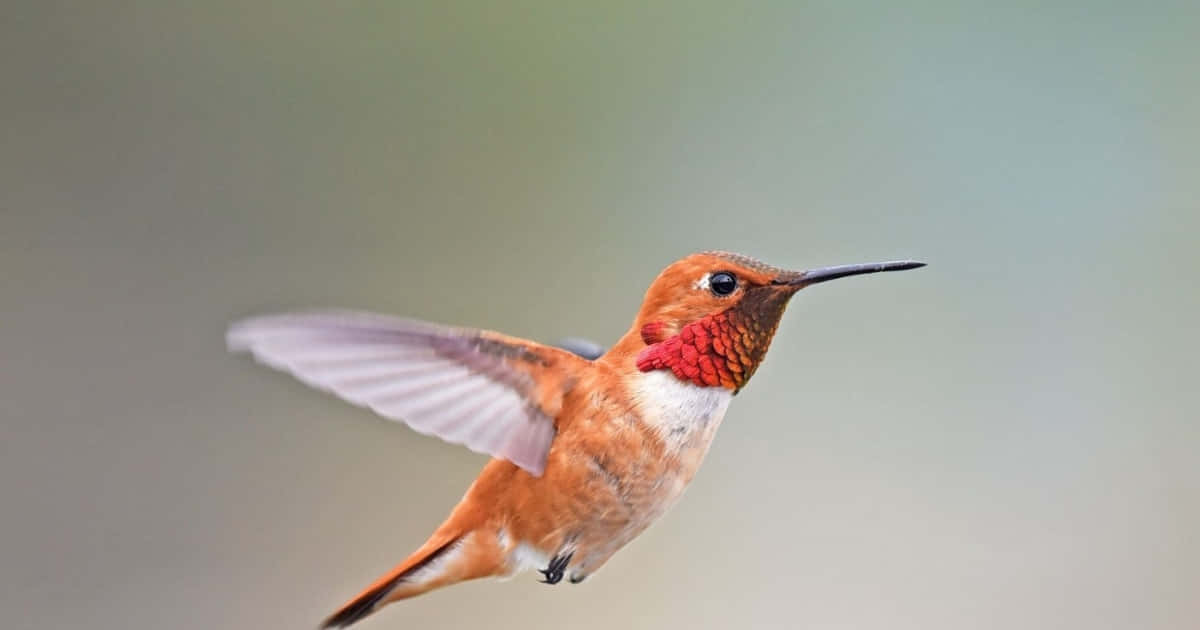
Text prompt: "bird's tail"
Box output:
[[321, 519, 505, 628]]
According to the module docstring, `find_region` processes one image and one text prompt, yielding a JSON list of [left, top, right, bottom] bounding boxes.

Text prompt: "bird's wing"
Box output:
[[227, 310, 581, 476], [554, 337, 606, 360]]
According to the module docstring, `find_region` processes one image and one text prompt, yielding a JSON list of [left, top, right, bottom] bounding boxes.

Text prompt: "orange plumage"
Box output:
[[227, 251, 924, 627]]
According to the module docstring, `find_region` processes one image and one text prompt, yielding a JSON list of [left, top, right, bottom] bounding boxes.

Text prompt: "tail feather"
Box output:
[[321, 524, 503, 628], [321, 534, 464, 628]]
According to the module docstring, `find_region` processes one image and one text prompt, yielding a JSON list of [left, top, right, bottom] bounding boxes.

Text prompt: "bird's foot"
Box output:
[[539, 552, 573, 585], [568, 573, 587, 584]]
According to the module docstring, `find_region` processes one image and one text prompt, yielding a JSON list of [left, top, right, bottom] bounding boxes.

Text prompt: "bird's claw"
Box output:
[[538, 551, 573, 585]]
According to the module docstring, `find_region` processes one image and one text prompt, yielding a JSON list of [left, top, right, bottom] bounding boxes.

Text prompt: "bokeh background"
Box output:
[[3, 2, 1198, 629]]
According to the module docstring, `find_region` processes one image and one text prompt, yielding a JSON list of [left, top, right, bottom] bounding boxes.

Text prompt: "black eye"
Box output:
[[709, 272, 737, 296]]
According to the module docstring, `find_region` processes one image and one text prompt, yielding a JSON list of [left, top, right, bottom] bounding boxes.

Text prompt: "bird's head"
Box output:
[[615, 251, 924, 392]]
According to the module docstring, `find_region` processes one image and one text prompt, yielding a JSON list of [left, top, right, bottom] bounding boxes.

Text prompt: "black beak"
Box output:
[[775, 260, 926, 288]]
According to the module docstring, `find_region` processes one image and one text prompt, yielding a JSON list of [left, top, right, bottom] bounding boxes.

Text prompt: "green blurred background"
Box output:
[[3, 2, 1198, 629]]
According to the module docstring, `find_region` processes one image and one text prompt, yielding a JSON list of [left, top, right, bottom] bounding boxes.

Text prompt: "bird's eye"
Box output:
[[709, 272, 737, 296]]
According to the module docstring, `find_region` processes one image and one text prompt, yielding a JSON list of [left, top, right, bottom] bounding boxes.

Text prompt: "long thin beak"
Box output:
[[775, 260, 926, 288]]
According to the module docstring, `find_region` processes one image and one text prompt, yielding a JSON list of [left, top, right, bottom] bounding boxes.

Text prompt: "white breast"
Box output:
[[633, 371, 733, 453]]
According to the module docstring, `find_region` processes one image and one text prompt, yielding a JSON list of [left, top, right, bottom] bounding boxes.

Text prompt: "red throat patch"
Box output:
[[635, 302, 784, 391]]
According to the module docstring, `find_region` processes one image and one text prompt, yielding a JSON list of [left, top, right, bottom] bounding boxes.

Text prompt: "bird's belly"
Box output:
[[560, 372, 734, 571], [595, 470, 691, 552], [590, 428, 721, 555]]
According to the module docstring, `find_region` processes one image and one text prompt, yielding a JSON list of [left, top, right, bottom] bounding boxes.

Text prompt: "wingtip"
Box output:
[[224, 311, 325, 353], [225, 318, 258, 353]]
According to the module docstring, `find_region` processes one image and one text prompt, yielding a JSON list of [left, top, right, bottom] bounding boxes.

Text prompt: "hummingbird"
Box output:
[[227, 251, 924, 627]]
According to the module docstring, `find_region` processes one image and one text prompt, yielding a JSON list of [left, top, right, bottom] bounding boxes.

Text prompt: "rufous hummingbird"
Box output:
[[227, 251, 924, 627]]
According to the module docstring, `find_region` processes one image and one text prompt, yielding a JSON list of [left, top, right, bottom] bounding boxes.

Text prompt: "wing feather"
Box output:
[[228, 310, 580, 475]]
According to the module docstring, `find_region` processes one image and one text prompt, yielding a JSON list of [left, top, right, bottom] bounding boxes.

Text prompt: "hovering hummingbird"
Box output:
[[227, 251, 924, 627]]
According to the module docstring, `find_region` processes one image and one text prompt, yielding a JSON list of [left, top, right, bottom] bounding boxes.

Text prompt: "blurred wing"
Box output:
[[227, 310, 579, 476]]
